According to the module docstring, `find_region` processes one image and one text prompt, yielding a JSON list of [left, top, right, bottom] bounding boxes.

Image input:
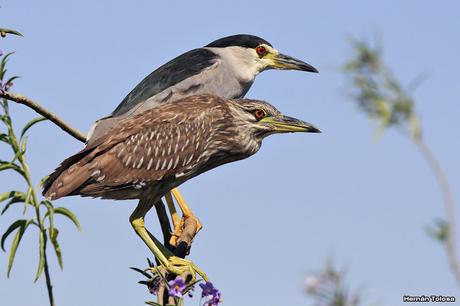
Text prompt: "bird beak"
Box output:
[[270, 53, 318, 73], [260, 115, 321, 133]]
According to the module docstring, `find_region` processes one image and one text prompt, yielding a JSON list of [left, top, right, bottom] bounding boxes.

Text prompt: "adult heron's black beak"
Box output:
[[260, 115, 321, 133], [271, 53, 318, 73]]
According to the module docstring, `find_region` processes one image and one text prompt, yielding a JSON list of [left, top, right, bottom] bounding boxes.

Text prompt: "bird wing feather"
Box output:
[[44, 95, 231, 200], [111, 48, 218, 117]]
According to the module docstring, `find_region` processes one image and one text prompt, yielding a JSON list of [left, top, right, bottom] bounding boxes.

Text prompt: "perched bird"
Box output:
[[85, 34, 318, 247], [43, 94, 320, 279], [88, 34, 318, 144]]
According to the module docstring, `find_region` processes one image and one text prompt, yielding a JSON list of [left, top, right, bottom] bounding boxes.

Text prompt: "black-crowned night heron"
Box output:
[[43, 94, 320, 280], [87, 34, 318, 252]]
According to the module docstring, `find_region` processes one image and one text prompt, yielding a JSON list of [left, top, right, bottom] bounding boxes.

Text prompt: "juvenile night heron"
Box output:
[[43, 94, 320, 280], [86, 34, 318, 248]]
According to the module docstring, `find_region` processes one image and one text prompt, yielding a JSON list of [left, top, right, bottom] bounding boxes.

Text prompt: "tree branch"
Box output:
[[413, 137, 460, 285], [0, 91, 87, 142]]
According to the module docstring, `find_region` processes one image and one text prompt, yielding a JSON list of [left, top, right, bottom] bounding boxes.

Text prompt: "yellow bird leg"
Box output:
[[130, 199, 208, 281], [172, 188, 202, 231], [165, 191, 180, 231], [169, 188, 203, 247]]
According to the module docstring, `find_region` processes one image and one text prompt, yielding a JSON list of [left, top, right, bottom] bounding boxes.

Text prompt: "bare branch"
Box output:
[[0, 91, 87, 143], [414, 137, 460, 285]]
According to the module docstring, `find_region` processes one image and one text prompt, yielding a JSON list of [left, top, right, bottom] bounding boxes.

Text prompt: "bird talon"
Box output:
[[150, 256, 208, 282]]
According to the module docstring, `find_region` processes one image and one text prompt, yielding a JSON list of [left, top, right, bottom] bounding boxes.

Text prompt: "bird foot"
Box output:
[[150, 256, 208, 282], [169, 214, 202, 248]]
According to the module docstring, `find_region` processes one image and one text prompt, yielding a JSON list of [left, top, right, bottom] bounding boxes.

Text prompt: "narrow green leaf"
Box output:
[[0, 28, 23, 37], [183, 278, 202, 294], [20, 117, 47, 139], [147, 257, 155, 267], [145, 302, 164, 306], [21, 187, 32, 215], [10, 136, 27, 163], [0, 161, 26, 179], [34, 230, 46, 282], [49, 227, 63, 269], [0, 52, 14, 80], [0, 133, 8, 143], [1, 193, 28, 215], [6, 220, 32, 277], [1, 219, 26, 251], [130, 266, 151, 278], [0, 190, 25, 204], [54, 207, 81, 230], [42, 200, 55, 232], [5, 75, 20, 88]]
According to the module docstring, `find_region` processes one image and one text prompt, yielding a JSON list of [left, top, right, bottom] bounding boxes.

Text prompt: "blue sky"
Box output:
[[1, 1, 459, 305]]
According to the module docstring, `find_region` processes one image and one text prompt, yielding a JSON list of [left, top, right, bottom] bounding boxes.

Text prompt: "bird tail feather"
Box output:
[[42, 149, 96, 200]]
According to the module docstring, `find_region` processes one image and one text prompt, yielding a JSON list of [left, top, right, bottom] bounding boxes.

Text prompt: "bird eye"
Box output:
[[255, 46, 268, 57], [254, 109, 267, 120]]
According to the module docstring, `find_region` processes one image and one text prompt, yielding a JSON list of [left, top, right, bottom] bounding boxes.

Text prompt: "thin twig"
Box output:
[[175, 218, 200, 258], [0, 91, 87, 142], [413, 137, 460, 285], [43, 238, 55, 306]]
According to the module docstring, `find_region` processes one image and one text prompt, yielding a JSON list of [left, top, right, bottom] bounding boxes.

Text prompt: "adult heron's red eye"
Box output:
[[255, 46, 267, 57], [254, 109, 266, 120]]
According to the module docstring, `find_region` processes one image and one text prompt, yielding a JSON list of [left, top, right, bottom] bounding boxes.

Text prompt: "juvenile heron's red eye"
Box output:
[[255, 46, 267, 57], [254, 109, 266, 120]]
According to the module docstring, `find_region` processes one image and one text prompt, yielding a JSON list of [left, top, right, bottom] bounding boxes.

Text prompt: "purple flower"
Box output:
[[168, 276, 187, 298], [199, 282, 218, 297], [199, 282, 222, 305], [205, 291, 222, 306]]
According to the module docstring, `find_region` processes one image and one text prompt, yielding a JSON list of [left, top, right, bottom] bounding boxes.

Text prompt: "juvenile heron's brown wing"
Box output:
[[43, 95, 231, 200]]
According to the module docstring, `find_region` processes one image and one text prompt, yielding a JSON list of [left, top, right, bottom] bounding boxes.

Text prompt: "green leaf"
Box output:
[[48, 227, 63, 269], [425, 218, 448, 242], [0, 52, 14, 80], [0, 133, 9, 143], [0, 190, 25, 204], [21, 187, 32, 215], [1, 219, 27, 251], [145, 302, 164, 306], [34, 230, 46, 282], [3, 220, 32, 277], [130, 266, 151, 278], [5, 75, 20, 88], [42, 200, 55, 231], [10, 135, 28, 164], [20, 117, 47, 139], [0, 28, 23, 37], [54, 207, 81, 230], [0, 161, 26, 179], [1, 191, 28, 215], [183, 278, 202, 294]]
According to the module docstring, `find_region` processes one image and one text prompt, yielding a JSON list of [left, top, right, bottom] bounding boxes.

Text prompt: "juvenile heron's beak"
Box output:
[[270, 53, 318, 73], [260, 115, 321, 133]]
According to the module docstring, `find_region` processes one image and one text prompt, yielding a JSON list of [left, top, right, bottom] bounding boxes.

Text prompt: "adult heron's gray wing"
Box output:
[[111, 48, 218, 117]]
